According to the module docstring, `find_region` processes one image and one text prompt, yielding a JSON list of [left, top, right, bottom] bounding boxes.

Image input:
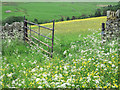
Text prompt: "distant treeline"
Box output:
[[94, 1, 120, 17], [2, 2, 120, 25]]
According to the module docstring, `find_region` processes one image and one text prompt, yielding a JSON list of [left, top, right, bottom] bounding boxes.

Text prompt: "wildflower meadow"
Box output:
[[1, 1, 120, 89], [1, 24, 119, 88]]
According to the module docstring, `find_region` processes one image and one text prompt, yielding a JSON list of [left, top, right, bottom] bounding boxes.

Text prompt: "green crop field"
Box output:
[[2, 2, 117, 22], [1, 16, 119, 88]]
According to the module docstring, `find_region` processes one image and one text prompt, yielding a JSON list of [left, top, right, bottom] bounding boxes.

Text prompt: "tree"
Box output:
[[60, 17, 64, 21], [81, 14, 86, 18], [95, 9, 101, 17], [71, 16, 76, 20], [34, 18, 38, 23], [108, 5, 112, 7], [66, 17, 70, 20], [118, 1, 120, 6], [103, 9, 107, 16]]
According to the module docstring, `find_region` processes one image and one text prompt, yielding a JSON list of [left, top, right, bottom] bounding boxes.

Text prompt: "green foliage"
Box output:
[[2, 29, 118, 88], [66, 16, 70, 20], [101, 1, 120, 12], [2, 16, 24, 25], [95, 9, 101, 17], [2, 17, 118, 88], [79, 14, 87, 19], [34, 18, 38, 23], [89, 14, 95, 17], [60, 17, 64, 21], [71, 16, 76, 20], [102, 9, 107, 16]]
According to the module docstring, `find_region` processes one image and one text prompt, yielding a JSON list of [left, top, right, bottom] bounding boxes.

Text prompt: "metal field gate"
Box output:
[[23, 16, 55, 58]]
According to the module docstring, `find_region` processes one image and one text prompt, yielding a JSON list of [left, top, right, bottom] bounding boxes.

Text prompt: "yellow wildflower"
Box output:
[[114, 84, 118, 88], [82, 85, 84, 88], [103, 86, 107, 88]]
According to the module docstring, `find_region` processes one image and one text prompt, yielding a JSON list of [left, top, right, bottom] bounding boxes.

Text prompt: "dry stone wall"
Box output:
[[104, 9, 120, 41], [2, 22, 24, 40]]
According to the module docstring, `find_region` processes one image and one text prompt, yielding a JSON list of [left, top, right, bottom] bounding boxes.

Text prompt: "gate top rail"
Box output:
[[24, 26, 52, 40], [24, 20, 53, 31]]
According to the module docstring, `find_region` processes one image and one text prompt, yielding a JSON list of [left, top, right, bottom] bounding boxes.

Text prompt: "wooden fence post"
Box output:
[[51, 19, 55, 58]]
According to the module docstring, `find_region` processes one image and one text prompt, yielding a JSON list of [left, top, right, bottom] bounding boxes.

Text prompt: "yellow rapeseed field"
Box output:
[[30, 16, 107, 44], [31, 16, 107, 27]]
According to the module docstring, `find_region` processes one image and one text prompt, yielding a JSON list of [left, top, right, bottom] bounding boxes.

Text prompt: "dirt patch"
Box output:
[[96, 5, 108, 7]]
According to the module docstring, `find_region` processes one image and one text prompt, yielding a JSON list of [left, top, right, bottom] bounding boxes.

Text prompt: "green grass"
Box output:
[[1, 17, 119, 88], [2, 2, 117, 22], [30, 16, 107, 57], [2, 31, 118, 88]]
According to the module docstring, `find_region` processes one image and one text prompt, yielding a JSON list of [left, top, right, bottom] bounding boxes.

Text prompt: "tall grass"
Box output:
[[30, 16, 107, 57], [1, 29, 118, 88], [1, 16, 118, 88]]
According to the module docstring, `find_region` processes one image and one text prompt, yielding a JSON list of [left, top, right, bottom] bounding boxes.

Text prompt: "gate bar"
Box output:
[[24, 20, 53, 31], [24, 26, 52, 40], [51, 20, 55, 58]]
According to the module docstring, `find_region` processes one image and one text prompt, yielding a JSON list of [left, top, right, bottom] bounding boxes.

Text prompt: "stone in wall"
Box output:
[[107, 11, 111, 18], [104, 10, 120, 41], [2, 22, 24, 40], [116, 9, 120, 18]]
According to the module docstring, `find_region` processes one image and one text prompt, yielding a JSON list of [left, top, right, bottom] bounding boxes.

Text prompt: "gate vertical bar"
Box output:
[[29, 24, 32, 42], [51, 19, 55, 58], [25, 19, 28, 40], [38, 26, 40, 40], [30, 24, 31, 36], [24, 16, 26, 43]]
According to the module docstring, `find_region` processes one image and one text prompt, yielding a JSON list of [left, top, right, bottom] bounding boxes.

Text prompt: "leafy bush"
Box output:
[[66, 17, 70, 20], [2, 16, 24, 25], [89, 14, 95, 17], [77, 16, 81, 19], [101, 1, 120, 12], [38, 21, 44, 24], [102, 9, 107, 16], [34, 18, 38, 23], [60, 17, 64, 21], [95, 9, 101, 17], [71, 16, 76, 20], [55, 19, 60, 22], [80, 14, 87, 19]]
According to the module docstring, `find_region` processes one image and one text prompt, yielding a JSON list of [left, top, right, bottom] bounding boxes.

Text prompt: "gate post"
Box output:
[[51, 19, 55, 58], [101, 23, 105, 40], [24, 16, 28, 42]]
